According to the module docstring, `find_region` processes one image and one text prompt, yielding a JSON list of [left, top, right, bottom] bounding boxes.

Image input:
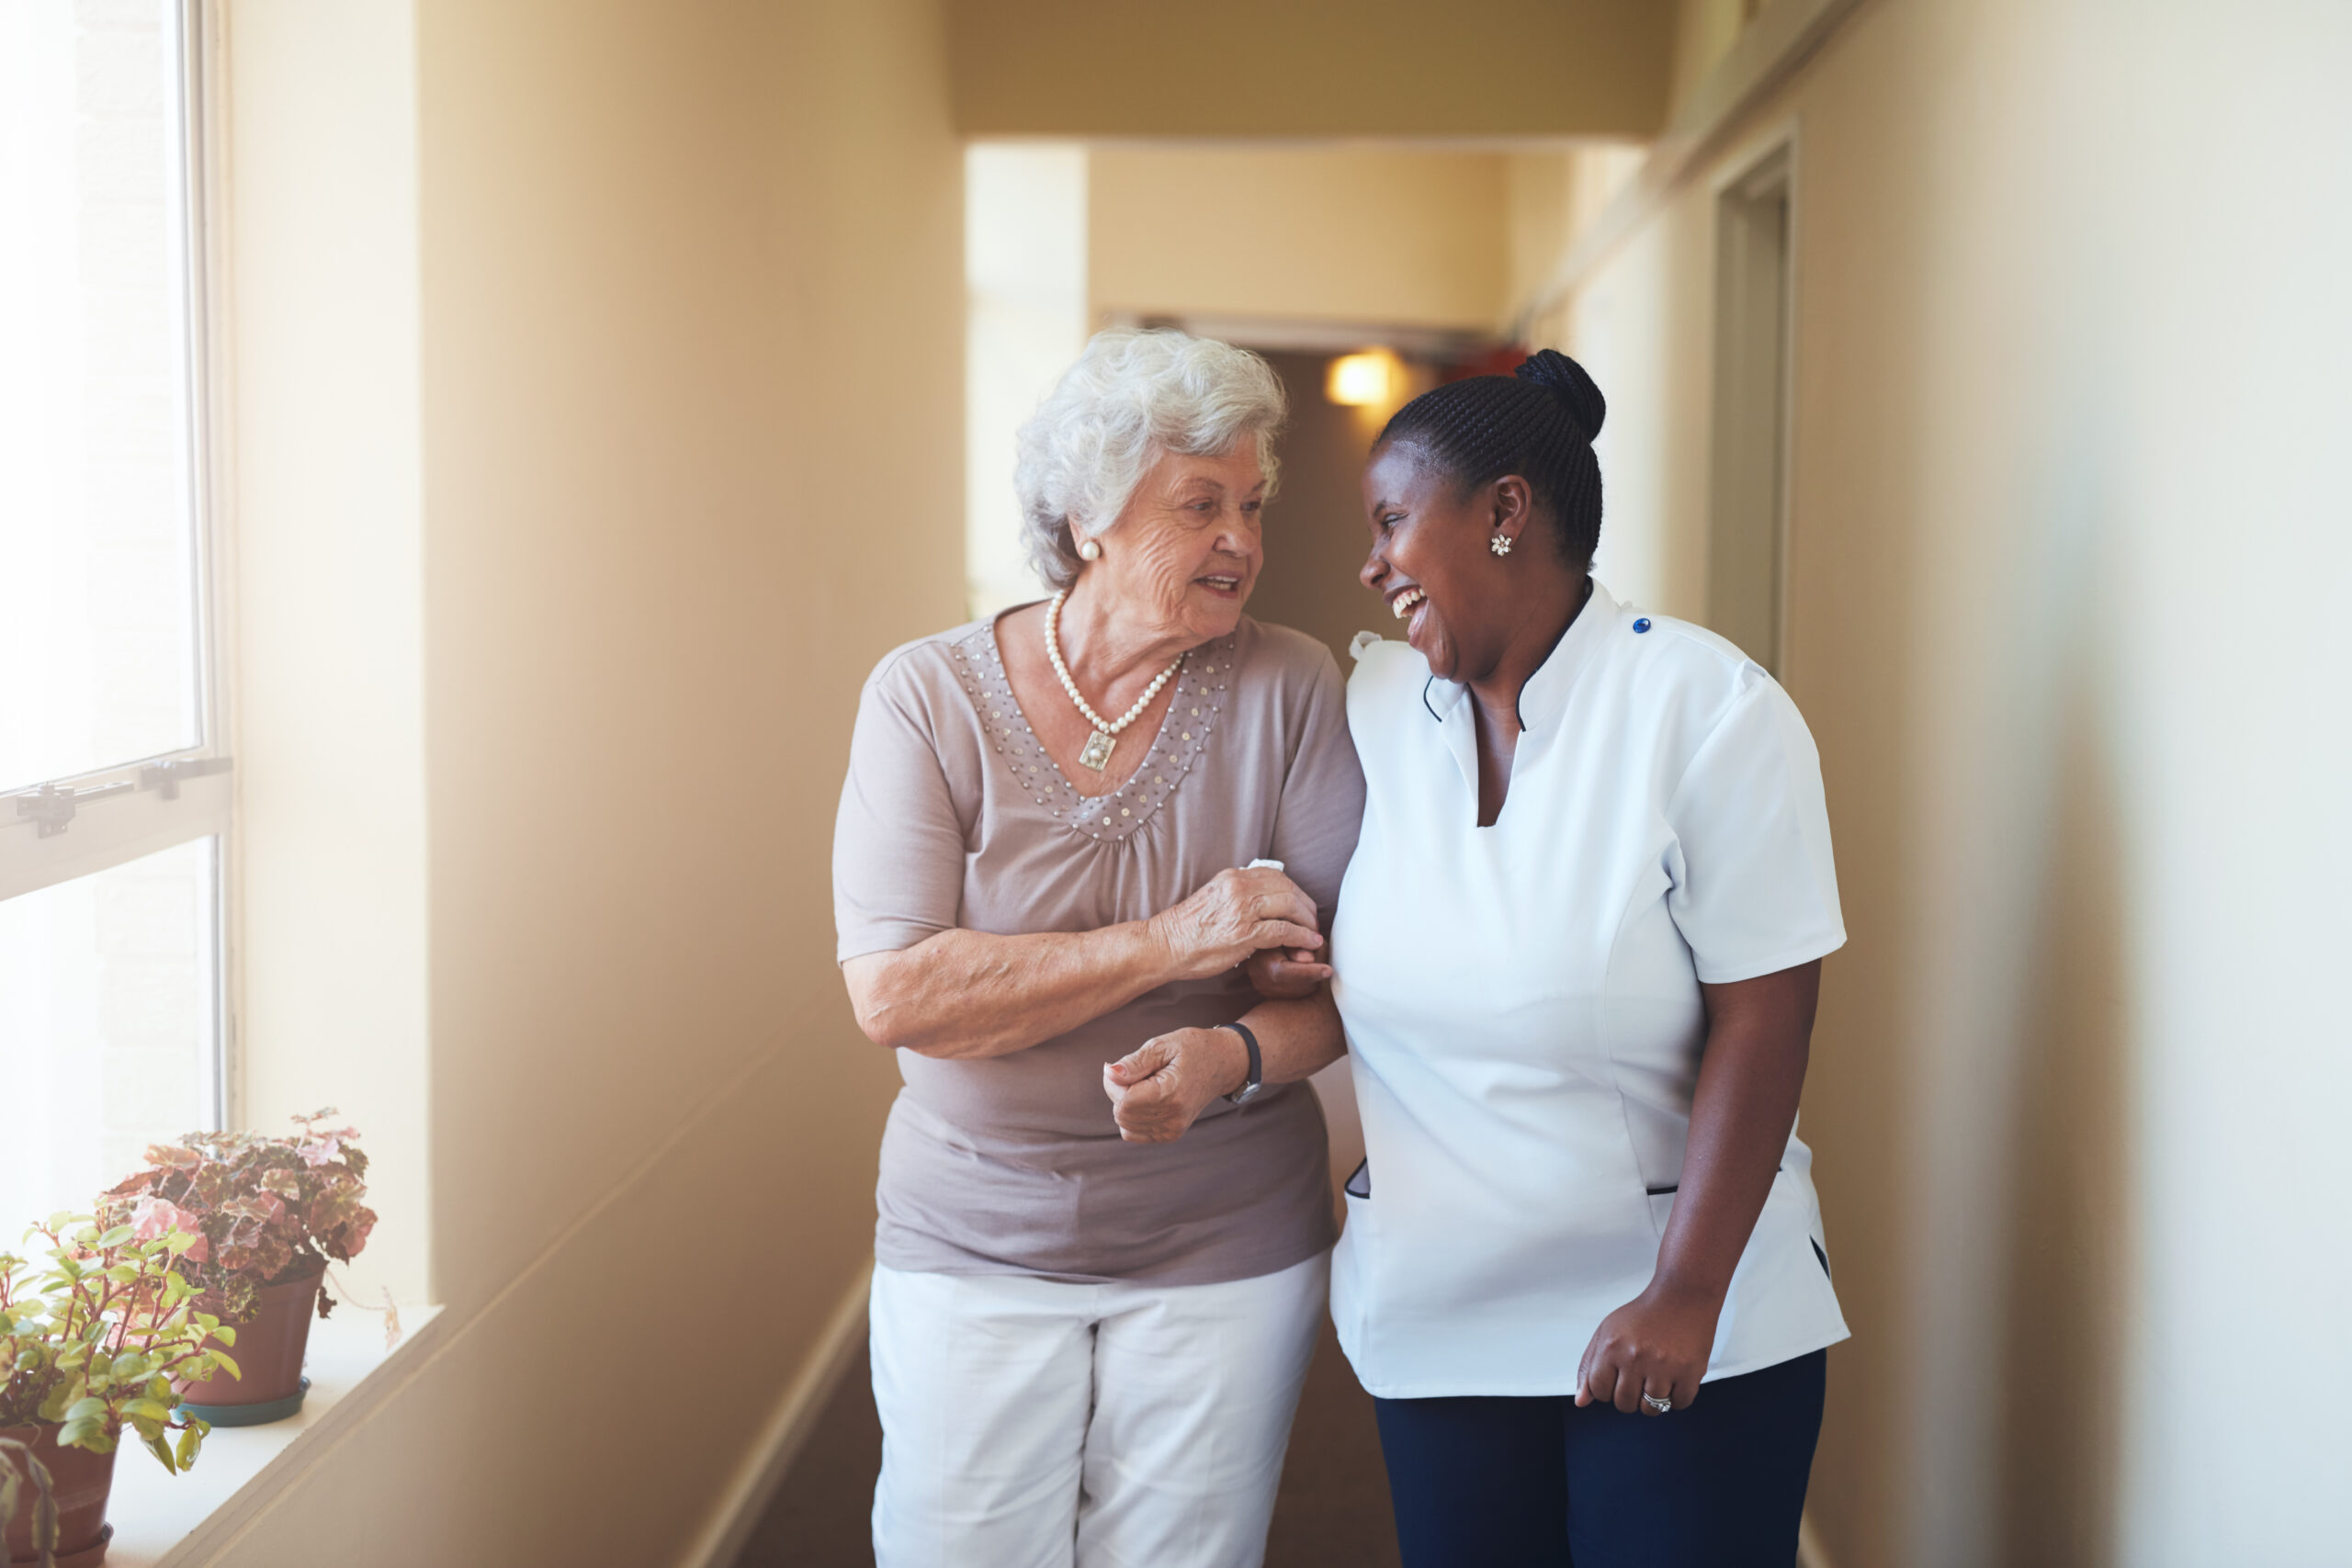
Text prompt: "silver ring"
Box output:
[[1641, 1393, 1673, 1416]]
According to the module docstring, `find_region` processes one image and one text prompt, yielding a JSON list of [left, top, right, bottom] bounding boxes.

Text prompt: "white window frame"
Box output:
[[0, 0, 232, 1128]]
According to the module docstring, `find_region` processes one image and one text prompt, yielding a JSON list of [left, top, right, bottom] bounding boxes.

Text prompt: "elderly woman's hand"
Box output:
[[1148, 867, 1324, 982], [1102, 1027, 1249, 1144]]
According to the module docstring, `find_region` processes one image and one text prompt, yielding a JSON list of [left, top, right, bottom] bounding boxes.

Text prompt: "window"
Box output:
[[0, 0, 229, 1229]]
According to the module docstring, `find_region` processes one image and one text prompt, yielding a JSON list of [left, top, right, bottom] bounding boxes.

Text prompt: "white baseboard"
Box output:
[[1797, 1508, 1835, 1568], [674, 1259, 873, 1568]]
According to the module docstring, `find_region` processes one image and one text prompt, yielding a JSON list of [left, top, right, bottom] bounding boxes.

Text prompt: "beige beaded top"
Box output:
[[833, 609, 1365, 1284]]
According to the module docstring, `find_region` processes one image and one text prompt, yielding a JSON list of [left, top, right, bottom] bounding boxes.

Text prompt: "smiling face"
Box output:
[[1360, 438, 1531, 682], [1085, 440, 1267, 646]]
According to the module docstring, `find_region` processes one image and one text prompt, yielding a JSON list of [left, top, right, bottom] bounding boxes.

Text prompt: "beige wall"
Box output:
[[224, 0, 431, 1312], [1090, 145, 1514, 333], [1505, 143, 1648, 326], [1669, 0, 1758, 118], [1522, 1, 2352, 1563], [211, 0, 964, 1560], [949, 0, 1671, 139]]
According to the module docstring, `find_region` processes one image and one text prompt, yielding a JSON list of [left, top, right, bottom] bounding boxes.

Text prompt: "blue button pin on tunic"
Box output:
[[1633, 617, 1652, 633]]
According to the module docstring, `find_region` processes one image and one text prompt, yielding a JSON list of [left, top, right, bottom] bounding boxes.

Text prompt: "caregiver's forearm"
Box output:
[[1648, 961, 1821, 1305], [843, 923, 1180, 1060], [1224, 987, 1348, 1093]]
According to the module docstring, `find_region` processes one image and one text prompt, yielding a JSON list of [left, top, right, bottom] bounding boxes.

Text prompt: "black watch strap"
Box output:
[[1217, 1021, 1263, 1104]]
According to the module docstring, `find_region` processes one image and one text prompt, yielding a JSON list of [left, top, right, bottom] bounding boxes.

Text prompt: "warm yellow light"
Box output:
[[1327, 350, 1400, 408]]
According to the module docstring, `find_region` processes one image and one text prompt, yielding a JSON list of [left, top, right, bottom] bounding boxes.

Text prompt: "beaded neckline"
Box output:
[[945, 620, 1233, 846]]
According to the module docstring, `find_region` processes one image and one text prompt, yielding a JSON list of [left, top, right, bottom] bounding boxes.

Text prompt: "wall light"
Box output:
[[1327, 349, 1402, 408]]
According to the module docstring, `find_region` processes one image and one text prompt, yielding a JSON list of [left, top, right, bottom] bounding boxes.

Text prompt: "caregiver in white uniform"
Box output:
[[1330, 349, 1849, 1568]]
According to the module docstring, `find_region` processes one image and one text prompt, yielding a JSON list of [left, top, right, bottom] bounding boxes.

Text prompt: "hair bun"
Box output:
[[1513, 348, 1606, 440]]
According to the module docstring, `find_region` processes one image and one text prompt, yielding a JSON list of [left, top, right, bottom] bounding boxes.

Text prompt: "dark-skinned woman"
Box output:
[[1329, 350, 1848, 1566]]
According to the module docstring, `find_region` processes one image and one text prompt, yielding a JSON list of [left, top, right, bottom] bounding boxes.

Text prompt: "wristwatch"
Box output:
[[1217, 1021, 1264, 1107]]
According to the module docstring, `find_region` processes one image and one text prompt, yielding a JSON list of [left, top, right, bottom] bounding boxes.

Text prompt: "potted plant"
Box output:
[[1, 1213, 230, 1568], [96, 1112, 377, 1428]]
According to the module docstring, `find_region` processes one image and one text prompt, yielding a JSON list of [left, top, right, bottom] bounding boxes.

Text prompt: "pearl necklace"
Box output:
[[1044, 589, 1186, 773]]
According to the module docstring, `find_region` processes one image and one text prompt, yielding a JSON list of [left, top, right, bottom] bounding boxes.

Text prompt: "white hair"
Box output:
[[1013, 328, 1287, 590]]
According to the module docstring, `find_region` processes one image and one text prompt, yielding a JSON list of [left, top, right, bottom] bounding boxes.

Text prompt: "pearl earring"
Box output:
[[1490, 534, 1513, 557], [1078, 537, 1102, 561]]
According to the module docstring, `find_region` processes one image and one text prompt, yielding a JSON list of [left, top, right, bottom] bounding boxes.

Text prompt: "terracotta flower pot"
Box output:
[[175, 1258, 326, 1422], [2, 1421, 119, 1565]]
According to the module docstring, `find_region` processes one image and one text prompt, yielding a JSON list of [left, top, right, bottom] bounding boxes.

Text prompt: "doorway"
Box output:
[[1707, 144, 1793, 675]]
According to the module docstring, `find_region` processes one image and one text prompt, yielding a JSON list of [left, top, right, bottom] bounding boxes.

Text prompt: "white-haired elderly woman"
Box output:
[[833, 329, 1364, 1567]]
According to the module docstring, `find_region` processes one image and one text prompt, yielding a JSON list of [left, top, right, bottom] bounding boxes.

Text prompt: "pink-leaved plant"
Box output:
[[97, 1111, 376, 1325]]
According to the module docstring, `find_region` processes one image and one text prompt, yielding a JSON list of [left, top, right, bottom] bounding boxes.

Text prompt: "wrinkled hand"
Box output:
[[1102, 1028, 1249, 1144], [1246, 945, 1331, 999], [1575, 1281, 1722, 1415], [1148, 867, 1323, 983]]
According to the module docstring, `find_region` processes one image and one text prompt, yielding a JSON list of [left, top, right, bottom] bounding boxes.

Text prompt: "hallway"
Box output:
[[733, 1320, 1401, 1568], [8, 3, 2341, 1564]]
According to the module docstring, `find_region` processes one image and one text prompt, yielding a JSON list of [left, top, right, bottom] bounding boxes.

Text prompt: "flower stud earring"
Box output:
[[1078, 537, 1102, 561], [1489, 533, 1514, 557]]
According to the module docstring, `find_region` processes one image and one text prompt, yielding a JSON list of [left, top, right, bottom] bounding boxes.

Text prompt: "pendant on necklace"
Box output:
[[1078, 729, 1116, 773]]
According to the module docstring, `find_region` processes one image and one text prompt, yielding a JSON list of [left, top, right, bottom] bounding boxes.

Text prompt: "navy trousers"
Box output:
[[1372, 1349, 1827, 1568]]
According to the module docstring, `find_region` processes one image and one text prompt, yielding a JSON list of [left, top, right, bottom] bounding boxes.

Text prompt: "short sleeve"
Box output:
[[1266, 647, 1368, 927], [1663, 676, 1846, 984], [833, 651, 970, 963]]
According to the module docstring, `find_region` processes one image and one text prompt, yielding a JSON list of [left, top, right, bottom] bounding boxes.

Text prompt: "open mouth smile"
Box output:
[[1386, 584, 1433, 642], [1196, 574, 1243, 595]]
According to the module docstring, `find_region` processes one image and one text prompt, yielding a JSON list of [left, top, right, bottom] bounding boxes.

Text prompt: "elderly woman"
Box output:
[[832, 328, 1364, 1567]]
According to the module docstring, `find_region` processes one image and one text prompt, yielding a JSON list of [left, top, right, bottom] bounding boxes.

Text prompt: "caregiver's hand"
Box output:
[[1577, 963, 1822, 1415], [1102, 1027, 1248, 1144], [1148, 867, 1324, 981], [1575, 1281, 1721, 1416], [1246, 946, 1331, 999]]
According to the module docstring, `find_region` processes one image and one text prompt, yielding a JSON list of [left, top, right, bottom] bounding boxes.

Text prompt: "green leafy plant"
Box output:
[[0, 1430, 57, 1568], [97, 1111, 376, 1325], [1, 1213, 235, 1566]]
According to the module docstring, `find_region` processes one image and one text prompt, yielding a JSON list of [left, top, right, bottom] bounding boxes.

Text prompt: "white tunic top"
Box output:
[[1329, 581, 1850, 1399]]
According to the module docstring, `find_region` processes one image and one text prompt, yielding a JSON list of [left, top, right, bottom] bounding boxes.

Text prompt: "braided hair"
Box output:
[[1376, 348, 1607, 568]]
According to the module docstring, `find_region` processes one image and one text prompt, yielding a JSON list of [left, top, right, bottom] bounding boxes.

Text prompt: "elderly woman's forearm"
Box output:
[[1100, 988, 1348, 1144], [845, 922, 1182, 1059], [846, 866, 1325, 1058]]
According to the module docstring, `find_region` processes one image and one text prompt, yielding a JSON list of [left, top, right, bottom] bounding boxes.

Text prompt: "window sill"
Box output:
[[105, 1303, 447, 1567]]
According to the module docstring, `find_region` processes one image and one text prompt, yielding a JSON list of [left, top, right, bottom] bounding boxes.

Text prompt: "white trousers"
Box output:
[[868, 1251, 1329, 1568]]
